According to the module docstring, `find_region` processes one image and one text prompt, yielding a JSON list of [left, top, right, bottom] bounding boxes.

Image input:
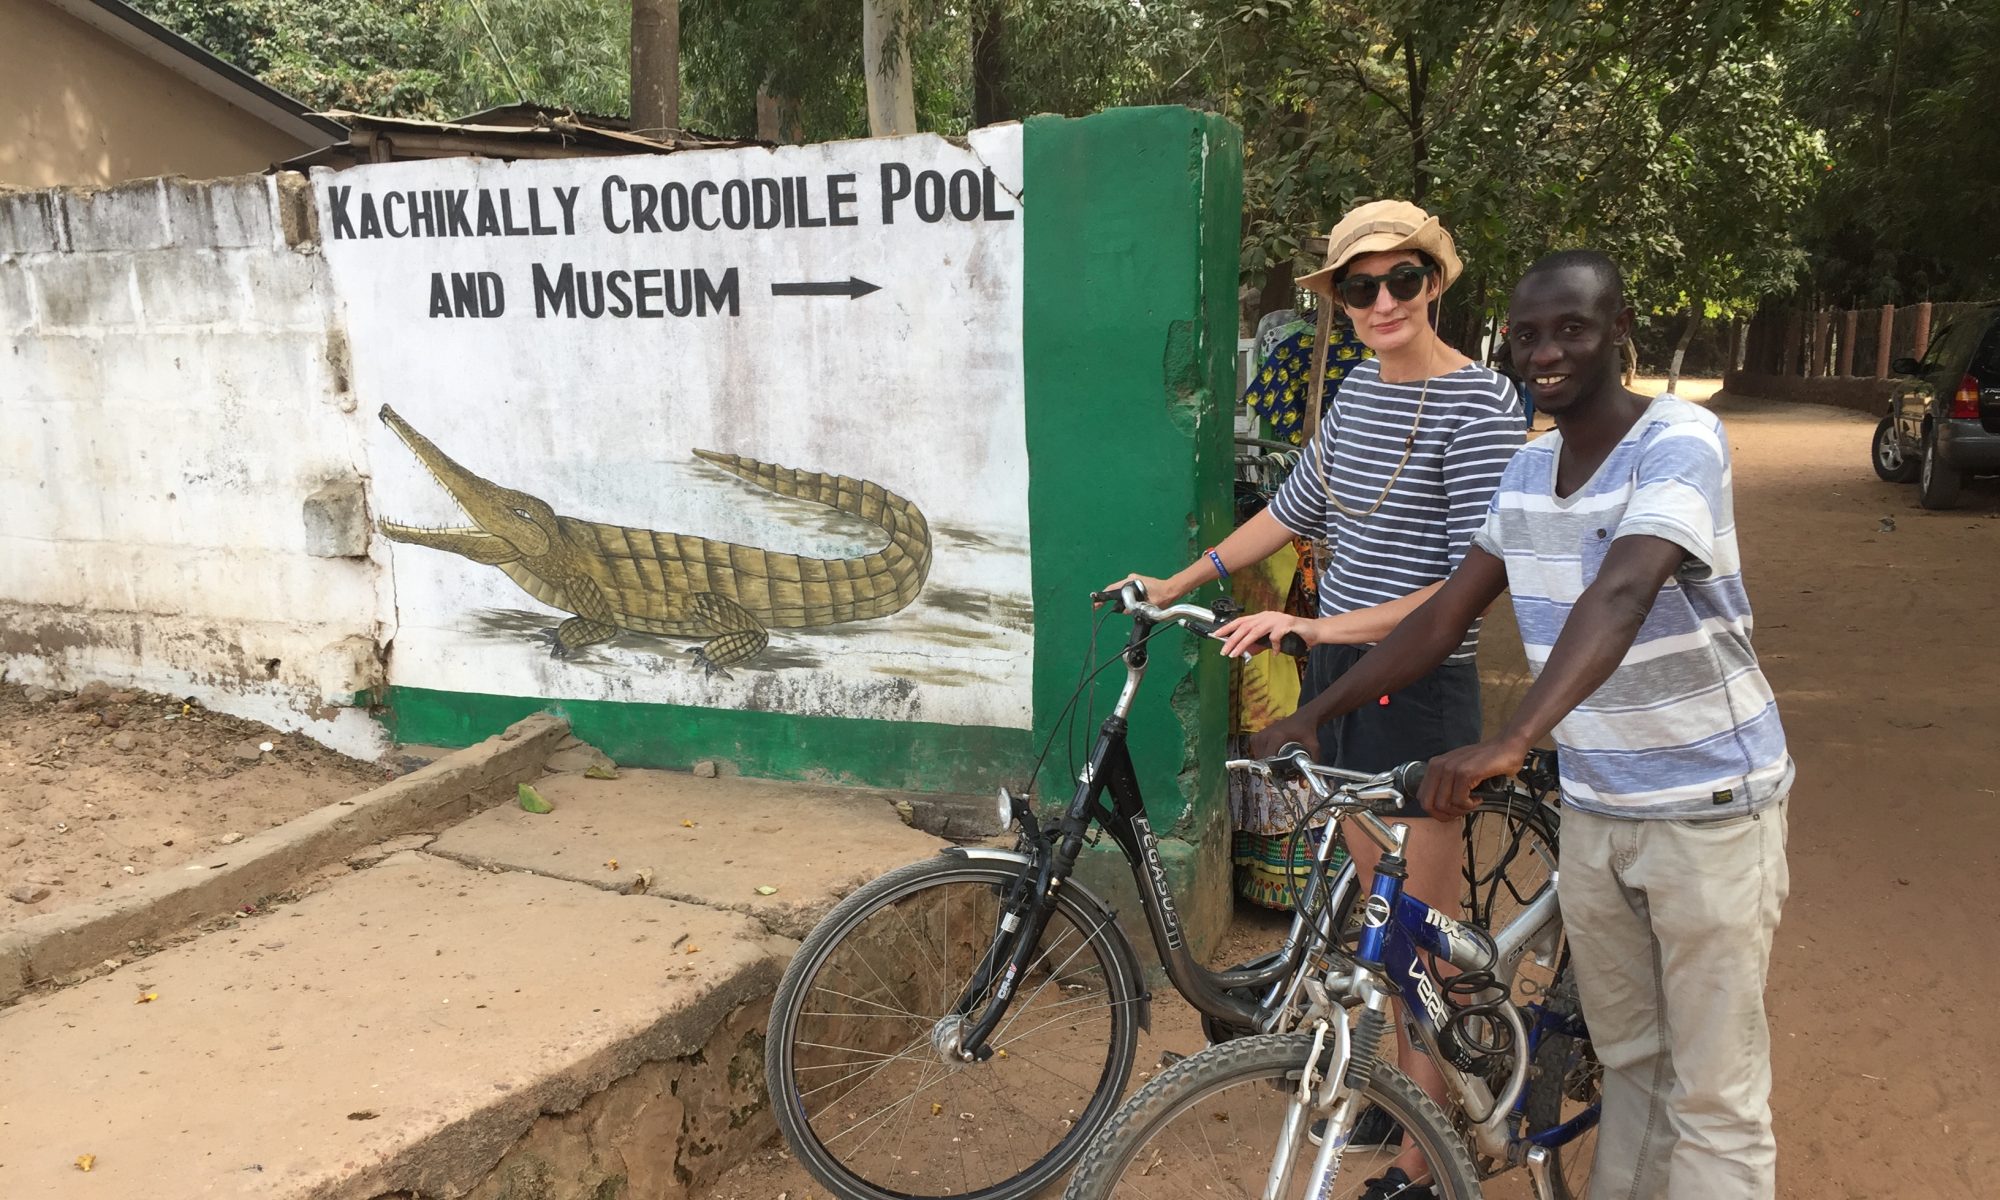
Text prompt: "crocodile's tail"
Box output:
[[692, 450, 933, 627]]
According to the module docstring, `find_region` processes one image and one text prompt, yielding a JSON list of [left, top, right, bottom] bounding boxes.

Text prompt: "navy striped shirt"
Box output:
[[1268, 360, 1523, 661]]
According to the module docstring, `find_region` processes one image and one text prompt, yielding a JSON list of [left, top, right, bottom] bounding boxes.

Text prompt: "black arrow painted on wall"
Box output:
[[770, 277, 881, 299]]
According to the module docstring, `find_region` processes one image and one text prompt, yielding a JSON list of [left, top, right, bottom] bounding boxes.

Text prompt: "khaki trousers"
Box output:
[[1558, 799, 1790, 1200]]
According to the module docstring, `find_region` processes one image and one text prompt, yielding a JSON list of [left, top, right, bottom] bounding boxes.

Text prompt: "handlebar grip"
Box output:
[[1391, 760, 1428, 815], [1276, 632, 1309, 657]]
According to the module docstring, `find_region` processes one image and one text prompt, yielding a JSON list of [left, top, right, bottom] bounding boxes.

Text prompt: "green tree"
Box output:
[[1783, 0, 2000, 302], [131, 0, 455, 117]]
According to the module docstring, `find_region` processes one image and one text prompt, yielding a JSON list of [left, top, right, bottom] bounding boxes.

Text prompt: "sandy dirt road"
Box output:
[[706, 387, 2000, 1200]]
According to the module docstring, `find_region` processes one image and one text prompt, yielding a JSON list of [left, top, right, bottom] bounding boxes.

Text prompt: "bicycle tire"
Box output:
[[766, 854, 1143, 1200], [1063, 1031, 1482, 1200], [1525, 963, 1602, 1200]]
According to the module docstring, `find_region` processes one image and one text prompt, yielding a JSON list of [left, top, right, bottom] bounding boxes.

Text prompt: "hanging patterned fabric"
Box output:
[[1241, 316, 1373, 446], [1226, 312, 1371, 910], [1229, 543, 1302, 735]]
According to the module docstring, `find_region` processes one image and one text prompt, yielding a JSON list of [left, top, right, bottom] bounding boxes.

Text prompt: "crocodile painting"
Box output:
[[375, 404, 933, 672]]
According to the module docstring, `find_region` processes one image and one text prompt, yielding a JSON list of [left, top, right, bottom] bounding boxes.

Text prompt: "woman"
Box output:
[[1109, 200, 1521, 1200]]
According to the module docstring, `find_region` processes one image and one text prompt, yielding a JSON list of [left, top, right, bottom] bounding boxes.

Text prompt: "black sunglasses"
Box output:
[[1335, 262, 1437, 309]]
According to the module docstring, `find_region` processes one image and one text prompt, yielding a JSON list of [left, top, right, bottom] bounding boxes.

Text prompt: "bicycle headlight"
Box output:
[[996, 786, 1018, 831]]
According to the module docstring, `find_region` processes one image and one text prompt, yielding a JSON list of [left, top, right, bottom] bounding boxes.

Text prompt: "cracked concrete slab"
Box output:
[[428, 770, 948, 938], [0, 850, 783, 1199]]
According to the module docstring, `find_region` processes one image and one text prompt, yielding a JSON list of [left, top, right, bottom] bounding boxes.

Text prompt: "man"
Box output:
[[1255, 249, 1793, 1199]]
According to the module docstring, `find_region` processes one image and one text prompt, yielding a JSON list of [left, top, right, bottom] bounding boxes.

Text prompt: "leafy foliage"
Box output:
[[130, 0, 1989, 313], [1782, 0, 2000, 303], [132, 0, 456, 118]]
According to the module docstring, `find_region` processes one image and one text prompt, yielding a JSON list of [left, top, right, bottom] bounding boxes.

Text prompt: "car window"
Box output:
[[1972, 318, 2000, 382], [1920, 321, 1958, 371]]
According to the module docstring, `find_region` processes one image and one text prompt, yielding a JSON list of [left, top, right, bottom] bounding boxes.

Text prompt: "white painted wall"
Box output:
[[1, 132, 1034, 757], [0, 176, 391, 758], [318, 130, 1033, 729]]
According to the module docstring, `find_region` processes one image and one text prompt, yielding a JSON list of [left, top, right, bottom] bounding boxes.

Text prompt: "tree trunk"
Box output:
[[972, 0, 1007, 127], [1256, 260, 1296, 327], [755, 86, 801, 144], [630, 0, 680, 138], [1668, 309, 1703, 394], [1402, 38, 1430, 203], [863, 0, 918, 137]]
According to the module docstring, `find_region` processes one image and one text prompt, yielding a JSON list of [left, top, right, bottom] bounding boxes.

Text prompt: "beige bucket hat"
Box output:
[[1297, 199, 1463, 297]]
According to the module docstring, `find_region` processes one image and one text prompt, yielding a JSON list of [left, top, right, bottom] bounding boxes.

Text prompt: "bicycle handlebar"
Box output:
[[1092, 581, 1307, 658]]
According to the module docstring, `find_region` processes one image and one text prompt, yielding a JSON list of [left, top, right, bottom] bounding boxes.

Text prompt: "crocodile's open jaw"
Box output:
[[377, 404, 552, 557]]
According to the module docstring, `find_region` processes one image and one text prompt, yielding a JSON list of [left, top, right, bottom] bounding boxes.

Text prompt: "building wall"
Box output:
[[0, 0, 316, 188], [0, 114, 1244, 940], [0, 110, 1245, 952], [0, 175, 391, 757]]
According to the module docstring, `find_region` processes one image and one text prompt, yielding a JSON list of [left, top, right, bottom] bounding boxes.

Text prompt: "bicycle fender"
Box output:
[[942, 846, 1152, 1032]]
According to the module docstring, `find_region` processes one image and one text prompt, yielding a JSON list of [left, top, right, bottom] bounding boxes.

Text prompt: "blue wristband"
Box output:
[[1206, 548, 1230, 582]]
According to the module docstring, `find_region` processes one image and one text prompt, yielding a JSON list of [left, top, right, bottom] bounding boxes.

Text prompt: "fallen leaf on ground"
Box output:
[[680, 819, 696, 828], [347, 1110, 380, 1121], [931, 1103, 943, 1116], [136, 992, 157, 1004], [75, 1154, 96, 1172], [605, 858, 619, 870], [517, 784, 553, 814], [685, 944, 701, 954], [754, 885, 778, 896], [584, 763, 618, 780]]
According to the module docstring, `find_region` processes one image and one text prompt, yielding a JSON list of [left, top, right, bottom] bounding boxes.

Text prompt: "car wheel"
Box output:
[[1872, 417, 1919, 482], [1918, 425, 1964, 510]]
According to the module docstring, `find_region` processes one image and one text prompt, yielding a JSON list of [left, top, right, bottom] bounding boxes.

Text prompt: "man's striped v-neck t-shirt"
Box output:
[[1472, 395, 1794, 817], [1268, 359, 1523, 662]]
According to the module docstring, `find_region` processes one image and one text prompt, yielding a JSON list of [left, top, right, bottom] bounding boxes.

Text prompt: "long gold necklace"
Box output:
[[1315, 352, 1434, 525]]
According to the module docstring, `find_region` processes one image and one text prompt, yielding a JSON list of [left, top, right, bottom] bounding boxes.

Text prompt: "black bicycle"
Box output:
[[763, 585, 1564, 1200]]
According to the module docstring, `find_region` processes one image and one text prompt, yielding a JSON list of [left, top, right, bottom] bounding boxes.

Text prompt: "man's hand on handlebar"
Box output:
[[1096, 573, 1181, 609], [1249, 714, 1318, 762], [1418, 736, 1527, 820], [1215, 611, 1314, 659]]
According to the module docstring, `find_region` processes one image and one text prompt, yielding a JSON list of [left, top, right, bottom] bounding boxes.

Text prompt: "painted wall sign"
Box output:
[[316, 129, 1031, 730]]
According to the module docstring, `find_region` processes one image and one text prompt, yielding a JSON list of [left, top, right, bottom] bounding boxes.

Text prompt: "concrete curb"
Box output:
[[0, 713, 569, 1004]]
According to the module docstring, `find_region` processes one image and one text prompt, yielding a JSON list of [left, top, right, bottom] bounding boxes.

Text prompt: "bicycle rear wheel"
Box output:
[[1525, 964, 1602, 1200], [1064, 1032, 1481, 1200], [1461, 790, 1561, 1007], [766, 854, 1142, 1200]]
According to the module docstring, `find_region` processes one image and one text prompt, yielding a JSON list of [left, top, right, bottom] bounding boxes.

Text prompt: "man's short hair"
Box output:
[[1521, 249, 1625, 309]]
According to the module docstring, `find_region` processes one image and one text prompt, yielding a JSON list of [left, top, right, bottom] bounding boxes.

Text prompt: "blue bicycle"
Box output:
[[1064, 747, 1601, 1200]]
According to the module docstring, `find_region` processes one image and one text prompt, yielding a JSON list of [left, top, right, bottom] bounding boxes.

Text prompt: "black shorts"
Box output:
[[1301, 643, 1483, 814]]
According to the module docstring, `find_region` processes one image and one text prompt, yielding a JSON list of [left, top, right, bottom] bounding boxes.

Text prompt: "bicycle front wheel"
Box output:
[[766, 854, 1143, 1200], [1064, 1032, 1482, 1200]]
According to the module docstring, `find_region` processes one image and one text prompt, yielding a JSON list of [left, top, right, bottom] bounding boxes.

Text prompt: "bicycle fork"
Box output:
[[1261, 976, 1392, 1200]]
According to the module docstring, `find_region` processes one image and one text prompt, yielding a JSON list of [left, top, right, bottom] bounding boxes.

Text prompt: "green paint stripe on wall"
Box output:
[[379, 685, 1030, 794], [1022, 107, 1244, 831]]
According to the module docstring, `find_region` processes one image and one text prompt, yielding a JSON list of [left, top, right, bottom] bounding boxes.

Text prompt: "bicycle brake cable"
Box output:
[[1018, 610, 1184, 798]]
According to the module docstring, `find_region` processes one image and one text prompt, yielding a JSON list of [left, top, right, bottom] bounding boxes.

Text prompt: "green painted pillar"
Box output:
[[1023, 107, 1244, 960]]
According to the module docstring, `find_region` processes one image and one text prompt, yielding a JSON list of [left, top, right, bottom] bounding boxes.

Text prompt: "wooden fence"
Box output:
[[1729, 299, 1994, 412], [1741, 300, 1993, 380]]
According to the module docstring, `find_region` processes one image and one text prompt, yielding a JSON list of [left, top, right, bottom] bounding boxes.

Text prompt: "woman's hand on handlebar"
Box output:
[[1096, 573, 1181, 609], [1216, 611, 1313, 659], [1418, 736, 1527, 820], [1249, 714, 1318, 761]]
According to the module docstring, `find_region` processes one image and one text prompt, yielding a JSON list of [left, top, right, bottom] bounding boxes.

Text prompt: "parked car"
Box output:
[[1872, 302, 2000, 508]]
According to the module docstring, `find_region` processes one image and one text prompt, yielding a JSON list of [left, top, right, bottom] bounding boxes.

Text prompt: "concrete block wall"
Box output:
[[0, 175, 390, 757]]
